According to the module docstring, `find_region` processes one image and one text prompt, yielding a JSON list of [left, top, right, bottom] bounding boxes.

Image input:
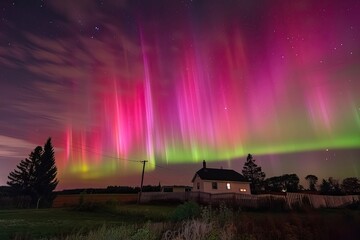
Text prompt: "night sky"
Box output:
[[1, 0, 359, 189]]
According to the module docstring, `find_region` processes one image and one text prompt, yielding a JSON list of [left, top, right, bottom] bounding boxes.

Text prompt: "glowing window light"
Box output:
[[226, 183, 231, 190]]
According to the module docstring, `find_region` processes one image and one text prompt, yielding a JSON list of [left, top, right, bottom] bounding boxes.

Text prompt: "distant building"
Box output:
[[161, 185, 192, 192], [191, 160, 251, 194]]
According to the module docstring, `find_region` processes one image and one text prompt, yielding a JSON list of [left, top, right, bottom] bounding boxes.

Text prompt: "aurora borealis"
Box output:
[[1, 0, 359, 189]]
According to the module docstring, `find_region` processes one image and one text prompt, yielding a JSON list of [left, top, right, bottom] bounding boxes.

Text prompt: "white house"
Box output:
[[192, 160, 251, 194]]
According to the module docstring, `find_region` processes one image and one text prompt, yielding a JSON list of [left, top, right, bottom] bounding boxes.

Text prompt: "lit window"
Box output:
[[226, 183, 231, 190], [240, 188, 247, 192], [212, 182, 218, 189]]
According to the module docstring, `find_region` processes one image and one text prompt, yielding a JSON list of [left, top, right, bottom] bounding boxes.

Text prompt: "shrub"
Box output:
[[170, 201, 201, 221]]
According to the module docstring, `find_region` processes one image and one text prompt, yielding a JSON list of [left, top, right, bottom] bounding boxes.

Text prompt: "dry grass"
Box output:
[[162, 220, 212, 240], [2, 202, 360, 240]]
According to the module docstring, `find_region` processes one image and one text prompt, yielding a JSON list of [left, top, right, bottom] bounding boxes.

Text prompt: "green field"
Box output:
[[0, 204, 176, 239], [1, 203, 360, 240]]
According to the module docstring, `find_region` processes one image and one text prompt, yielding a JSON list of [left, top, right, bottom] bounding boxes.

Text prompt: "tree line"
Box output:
[[1, 142, 359, 209], [242, 154, 360, 195]]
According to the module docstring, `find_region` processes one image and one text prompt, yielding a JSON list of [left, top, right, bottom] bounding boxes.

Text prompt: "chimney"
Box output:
[[203, 160, 206, 169]]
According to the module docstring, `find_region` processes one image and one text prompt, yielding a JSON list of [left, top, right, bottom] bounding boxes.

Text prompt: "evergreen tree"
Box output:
[[7, 146, 42, 199], [7, 138, 59, 208], [242, 154, 266, 194], [34, 138, 59, 208], [7, 158, 32, 194]]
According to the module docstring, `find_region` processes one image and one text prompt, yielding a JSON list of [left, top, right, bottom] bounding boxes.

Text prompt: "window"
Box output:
[[240, 188, 247, 192], [197, 182, 200, 190], [226, 183, 231, 190], [212, 182, 218, 189]]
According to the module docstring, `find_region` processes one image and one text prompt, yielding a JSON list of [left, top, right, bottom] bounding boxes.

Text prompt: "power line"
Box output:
[[65, 143, 142, 163]]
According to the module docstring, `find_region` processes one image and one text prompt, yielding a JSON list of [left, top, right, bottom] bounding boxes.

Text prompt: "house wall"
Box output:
[[193, 175, 204, 191], [193, 175, 251, 194]]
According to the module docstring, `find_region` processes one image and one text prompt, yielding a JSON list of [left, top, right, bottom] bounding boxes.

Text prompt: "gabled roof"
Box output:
[[191, 168, 248, 182]]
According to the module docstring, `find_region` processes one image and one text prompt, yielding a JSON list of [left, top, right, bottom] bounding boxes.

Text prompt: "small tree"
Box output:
[[265, 176, 284, 192], [341, 177, 360, 195], [320, 177, 342, 195], [242, 154, 266, 194], [305, 174, 318, 191], [282, 174, 300, 192], [265, 174, 300, 192]]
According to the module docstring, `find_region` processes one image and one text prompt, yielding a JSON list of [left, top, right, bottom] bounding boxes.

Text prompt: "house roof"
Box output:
[[191, 167, 248, 182]]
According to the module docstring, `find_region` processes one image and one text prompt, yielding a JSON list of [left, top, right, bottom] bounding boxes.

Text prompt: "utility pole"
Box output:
[[138, 160, 147, 204]]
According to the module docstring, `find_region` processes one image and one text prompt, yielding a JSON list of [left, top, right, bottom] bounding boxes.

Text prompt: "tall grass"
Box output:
[[9, 201, 360, 240]]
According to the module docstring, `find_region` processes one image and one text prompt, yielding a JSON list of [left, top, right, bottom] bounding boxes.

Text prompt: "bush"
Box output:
[[170, 201, 201, 221]]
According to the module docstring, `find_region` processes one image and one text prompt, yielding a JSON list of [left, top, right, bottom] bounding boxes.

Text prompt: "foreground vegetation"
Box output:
[[1, 201, 360, 240], [0, 204, 175, 239]]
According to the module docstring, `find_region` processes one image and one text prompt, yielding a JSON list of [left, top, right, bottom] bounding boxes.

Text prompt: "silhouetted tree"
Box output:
[[305, 174, 318, 191], [282, 174, 300, 192], [265, 174, 300, 192], [0, 186, 11, 197], [265, 176, 284, 192], [320, 177, 342, 195], [341, 177, 360, 195], [242, 154, 266, 193], [7, 138, 58, 208], [34, 138, 59, 208], [7, 146, 42, 201]]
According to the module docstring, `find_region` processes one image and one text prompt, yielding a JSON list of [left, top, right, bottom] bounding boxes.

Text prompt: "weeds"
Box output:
[[3, 203, 360, 240]]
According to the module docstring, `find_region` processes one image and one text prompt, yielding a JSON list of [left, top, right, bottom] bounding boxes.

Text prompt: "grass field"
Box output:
[[1, 203, 359, 240], [0, 204, 176, 239]]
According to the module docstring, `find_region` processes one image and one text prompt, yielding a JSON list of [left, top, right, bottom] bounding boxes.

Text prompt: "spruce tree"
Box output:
[[7, 138, 59, 208], [242, 154, 266, 194], [34, 138, 59, 208], [7, 158, 32, 194], [7, 146, 42, 197]]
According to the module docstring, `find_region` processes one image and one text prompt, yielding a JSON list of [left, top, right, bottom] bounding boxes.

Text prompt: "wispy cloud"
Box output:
[[0, 135, 35, 158], [0, 4, 143, 135]]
